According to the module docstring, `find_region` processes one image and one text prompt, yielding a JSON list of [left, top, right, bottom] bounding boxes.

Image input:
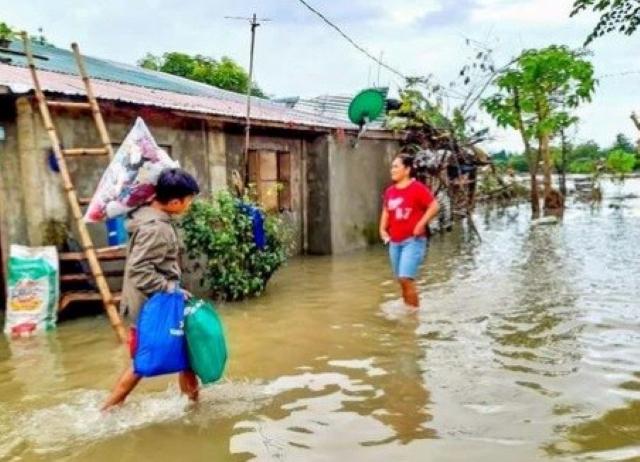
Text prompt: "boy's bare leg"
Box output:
[[400, 278, 420, 309], [179, 371, 199, 402], [102, 366, 141, 411]]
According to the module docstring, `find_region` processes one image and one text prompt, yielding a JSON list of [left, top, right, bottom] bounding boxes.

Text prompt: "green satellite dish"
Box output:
[[348, 88, 385, 126]]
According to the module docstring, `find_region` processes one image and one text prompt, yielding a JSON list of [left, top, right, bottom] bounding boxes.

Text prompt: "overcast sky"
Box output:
[[2, 0, 639, 151]]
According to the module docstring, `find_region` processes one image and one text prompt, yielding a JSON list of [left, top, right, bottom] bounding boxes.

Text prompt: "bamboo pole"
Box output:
[[62, 147, 110, 156], [71, 43, 115, 161], [47, 101, 92, 110], [22, 33, 126, 343]]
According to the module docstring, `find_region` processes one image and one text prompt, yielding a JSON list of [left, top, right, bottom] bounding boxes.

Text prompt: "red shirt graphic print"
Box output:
[[384, 180, 435, 243]]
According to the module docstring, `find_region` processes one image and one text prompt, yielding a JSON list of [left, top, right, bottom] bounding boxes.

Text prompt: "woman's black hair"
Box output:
[[395, 153, 416, 178]]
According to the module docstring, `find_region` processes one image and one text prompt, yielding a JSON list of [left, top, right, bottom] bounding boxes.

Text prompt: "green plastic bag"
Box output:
[[184, 298, 228, 385]]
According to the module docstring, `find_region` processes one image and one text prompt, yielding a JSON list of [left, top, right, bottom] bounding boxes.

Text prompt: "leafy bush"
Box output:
[[508, 155, 530, 173], [0, 22, 14, 42], [181, 191, 290, 301], [138, 52, 266, 97], [568, 158, 596, 174], [606, 149, 636, 177]]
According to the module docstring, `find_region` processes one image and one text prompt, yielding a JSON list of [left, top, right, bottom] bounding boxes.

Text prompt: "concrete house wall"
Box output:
[[328, 135, 397, 253], [304, 134, 398, 255]]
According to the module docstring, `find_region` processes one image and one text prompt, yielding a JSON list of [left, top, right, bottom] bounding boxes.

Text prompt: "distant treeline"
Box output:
[[491, 133, 639, 174]]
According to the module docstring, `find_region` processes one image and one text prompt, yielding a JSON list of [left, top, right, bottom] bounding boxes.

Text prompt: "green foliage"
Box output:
[[611, 132, 636, 153], [482, 45, 595, 138], [606, 149, 636, 176], [573, 140, 602, 160], [0, 22, 14, 41], [491, 150, 509, 165], [508, 155, 530, 173], [0, 23, 52, 46], [569, 158, 596, 174], [571, 0, 640, 44], [482, 45, 596, 186], [492, 137, 639, 176], [138, 52, 265, 97], [386, 83, 489, 148], [387, 87, 451, 131], [180, 191, 290, 301], [490, 151, 529, 172]]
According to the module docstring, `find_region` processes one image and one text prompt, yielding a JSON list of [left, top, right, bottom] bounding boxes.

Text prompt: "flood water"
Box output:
[[1, 178, 640, 462]]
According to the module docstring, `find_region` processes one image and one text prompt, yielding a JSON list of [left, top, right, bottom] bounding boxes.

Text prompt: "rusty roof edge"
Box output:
[[5, 81, 360, 131], [0, 63, 355, 127], [170, 109, 402, 139], [169, 109, 334, 133], [9, 84, 346, 131]]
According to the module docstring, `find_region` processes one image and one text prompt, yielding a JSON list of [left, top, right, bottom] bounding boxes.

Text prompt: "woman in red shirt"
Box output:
[[379, 154, 439, 309]]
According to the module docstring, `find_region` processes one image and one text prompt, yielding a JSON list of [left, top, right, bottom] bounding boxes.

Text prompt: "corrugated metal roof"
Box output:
[[0, 63, 358, 129], [0, 40, 359, 130], [1, 39, 253, 101]]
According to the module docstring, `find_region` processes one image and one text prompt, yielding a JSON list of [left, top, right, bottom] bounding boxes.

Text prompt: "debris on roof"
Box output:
[[274, 88, 388, 127]]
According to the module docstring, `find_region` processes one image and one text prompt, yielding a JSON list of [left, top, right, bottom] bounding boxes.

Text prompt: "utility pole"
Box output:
[[225, 13, 270, 187]]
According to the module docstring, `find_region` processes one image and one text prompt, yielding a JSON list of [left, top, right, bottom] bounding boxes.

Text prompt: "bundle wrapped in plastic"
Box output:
[[84, 117, 179, 223]]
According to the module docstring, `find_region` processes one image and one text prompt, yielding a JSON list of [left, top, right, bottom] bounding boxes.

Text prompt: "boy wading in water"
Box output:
[[102, 168, 200, 411], [380, 154, 439, 310]]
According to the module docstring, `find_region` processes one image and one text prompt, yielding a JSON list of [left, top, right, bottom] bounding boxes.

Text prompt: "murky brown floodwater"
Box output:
[[1, 178, 640, 462]]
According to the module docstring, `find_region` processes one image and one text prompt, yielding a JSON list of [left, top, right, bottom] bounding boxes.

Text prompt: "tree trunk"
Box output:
[[540, 132, 552, 200], [529, 169, 540, 218], [513, 88, 540, 218], [559, 129, 567, 197]]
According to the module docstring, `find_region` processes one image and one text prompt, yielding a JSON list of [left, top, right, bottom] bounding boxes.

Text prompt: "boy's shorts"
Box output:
[[389, 236, 428, 279], [128, 327, 138, 359]]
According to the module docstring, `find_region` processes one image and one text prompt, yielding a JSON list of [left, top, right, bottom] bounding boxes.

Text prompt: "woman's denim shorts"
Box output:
[[389, 236, 428, 279]]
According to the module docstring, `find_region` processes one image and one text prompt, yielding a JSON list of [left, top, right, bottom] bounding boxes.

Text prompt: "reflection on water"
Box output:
[[0, 179, 639, 461]]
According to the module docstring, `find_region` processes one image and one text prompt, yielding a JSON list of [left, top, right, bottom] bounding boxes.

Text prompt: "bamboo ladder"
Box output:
[[21, 33, 126, 343]]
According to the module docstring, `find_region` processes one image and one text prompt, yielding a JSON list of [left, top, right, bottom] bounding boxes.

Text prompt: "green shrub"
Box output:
[[606, 149, 636, 178], [508, 155, 529, 173], [181, 191, 290, 301], [568, 158, 595, 174], [0, 23, 14, 42]]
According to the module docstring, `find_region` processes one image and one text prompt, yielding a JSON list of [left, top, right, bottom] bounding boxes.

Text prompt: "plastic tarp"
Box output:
[[84, 117, 178, 223]]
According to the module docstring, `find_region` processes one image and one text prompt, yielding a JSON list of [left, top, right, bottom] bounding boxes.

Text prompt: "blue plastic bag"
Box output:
[[238, 203, 266, 250], [133, 291, 189, 377], [106, 216, 128, 246]]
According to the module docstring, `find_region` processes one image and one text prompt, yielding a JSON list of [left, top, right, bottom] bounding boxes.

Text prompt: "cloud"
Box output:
[[470, 0, 574, 26], [418, 0, 478, 27], [370, 0, 442, 26]]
